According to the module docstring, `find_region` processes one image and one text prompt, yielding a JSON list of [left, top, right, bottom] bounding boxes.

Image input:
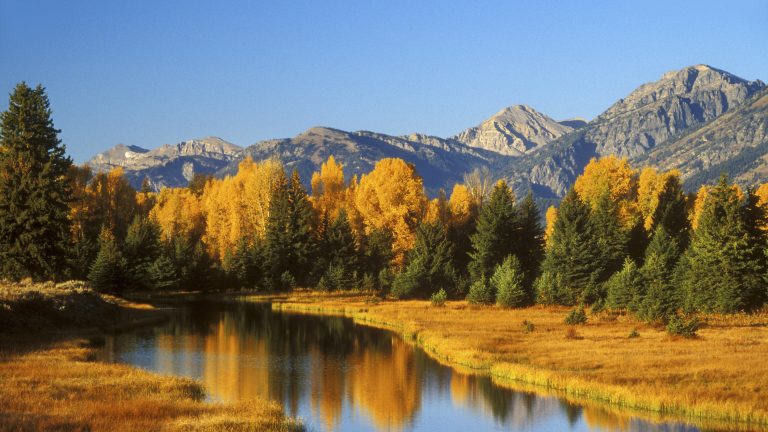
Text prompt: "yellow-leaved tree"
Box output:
[[544, 205, 557, 245], [87, 167, 138, 239], [150, 187, 205, 242], [354, 158, 426, 266], [311, 155, 347, 220], [637, 167, 682, 231], [200, 157, 283, 259], [447, 184, 477, 228], [573, 156, 638, 227]]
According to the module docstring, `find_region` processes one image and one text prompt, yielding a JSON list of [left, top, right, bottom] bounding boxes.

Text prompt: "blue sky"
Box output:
[[1, 1, 766, 163]]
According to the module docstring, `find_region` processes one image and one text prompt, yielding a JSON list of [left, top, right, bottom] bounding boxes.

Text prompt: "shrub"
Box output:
[[280, 271, 296, 290], [492, 255, 527, 308], [361, 273, 376, 291], [430, 288, 448, 307], [666, 313, 700, 338], [628, 328, 640, 338], [535, 271, 573, 305], [378, 268, 394, 292], [466, 278, 494, 305], [522, 320, 535, 333], [564, 307, 587, 325], [606, 258, 644, 311]]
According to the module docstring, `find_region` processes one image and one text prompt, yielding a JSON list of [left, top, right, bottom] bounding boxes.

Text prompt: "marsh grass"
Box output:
[[260, 290, 768, 428]]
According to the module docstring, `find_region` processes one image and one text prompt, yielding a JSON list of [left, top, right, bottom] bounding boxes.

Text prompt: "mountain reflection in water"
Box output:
[[99, 301, 699, 432]]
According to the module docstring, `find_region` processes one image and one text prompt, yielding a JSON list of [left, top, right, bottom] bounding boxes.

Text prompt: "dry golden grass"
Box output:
[[0, 281, 302, 432], [0, 342, 302, 431], [254, 290, 768, 429]]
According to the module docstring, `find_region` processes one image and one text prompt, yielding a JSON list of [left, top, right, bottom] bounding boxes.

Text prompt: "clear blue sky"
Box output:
[[1, 1, 766, 163]]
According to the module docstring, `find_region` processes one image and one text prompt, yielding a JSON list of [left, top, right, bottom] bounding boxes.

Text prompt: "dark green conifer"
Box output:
[[392, 221, 456, 299], [123, 216, 162, 290], [538, 188, 601, 305], [468, 180, 518, 282], [88, 229, 127, 293], [515, 193, 545, 293], [0, 83, 72, 280]]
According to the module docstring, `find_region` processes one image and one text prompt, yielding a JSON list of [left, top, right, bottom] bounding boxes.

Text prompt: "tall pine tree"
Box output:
[[515, 192, 545, 294], [538, 188, 602, 305], [468, 180, 518, 282], [392, 221, 456, 299], [0, 83, 72, 280], [682, 176, 767, 313]]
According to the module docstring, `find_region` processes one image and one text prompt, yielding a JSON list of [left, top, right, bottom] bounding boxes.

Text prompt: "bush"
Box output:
[[361, 273, 376, 291], [606, 258, 644, 310], [628, 328, 640, 338], [666, 313, 700, 338], [564, 326, 580, 339], [466, 278, 494, 305], [378, 268, 394, 292], [280, 271, 296, 290], [522, 320, 535, 333], [430, 288, 448, 307], [492, 255, 527, 308], [535, 271, 573, 305], [564, 307, 587, 325]]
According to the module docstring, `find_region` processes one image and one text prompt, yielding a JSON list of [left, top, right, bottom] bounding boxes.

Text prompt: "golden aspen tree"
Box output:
[[573, 156, 638, 226], [447, 184, 477, 228], [150, 187, 205, 241], [637, 167, 682, 231], [311, 155, 346, 219], [544, 205, 557, 245], [354, 158, 427, 266], [88, 167, 138, 239], [424, 190, 450, 225]]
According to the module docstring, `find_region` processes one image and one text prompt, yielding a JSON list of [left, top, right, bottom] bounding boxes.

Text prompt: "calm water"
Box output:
[[99, 301, 701, 432]]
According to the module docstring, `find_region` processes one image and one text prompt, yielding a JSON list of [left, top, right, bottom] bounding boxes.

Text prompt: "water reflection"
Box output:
[[100, 301, 701, 432]]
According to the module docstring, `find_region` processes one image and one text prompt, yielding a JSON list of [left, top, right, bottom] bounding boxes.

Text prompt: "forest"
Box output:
[[3, 83, 768, 336]]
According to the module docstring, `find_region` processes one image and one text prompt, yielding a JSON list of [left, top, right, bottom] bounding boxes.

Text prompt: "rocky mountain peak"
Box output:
[[452, 105, 574, 156]]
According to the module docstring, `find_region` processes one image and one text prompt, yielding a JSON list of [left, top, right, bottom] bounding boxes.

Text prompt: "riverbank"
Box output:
[[253, 290, 768, 430], [0, 281, 302, 432]]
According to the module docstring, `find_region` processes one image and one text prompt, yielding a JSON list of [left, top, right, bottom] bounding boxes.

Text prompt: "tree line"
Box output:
[[2, 83, 768, 322]]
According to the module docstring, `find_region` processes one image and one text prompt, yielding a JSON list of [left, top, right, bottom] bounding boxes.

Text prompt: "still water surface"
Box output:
[[100, 301, 700, 432]]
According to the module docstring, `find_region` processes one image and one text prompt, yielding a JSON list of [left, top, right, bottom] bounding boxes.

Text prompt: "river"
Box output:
[[98, 300, 701, 431]]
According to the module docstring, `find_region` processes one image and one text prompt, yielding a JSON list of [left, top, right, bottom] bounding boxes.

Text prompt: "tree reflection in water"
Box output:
[[101, 301, 700, 432]]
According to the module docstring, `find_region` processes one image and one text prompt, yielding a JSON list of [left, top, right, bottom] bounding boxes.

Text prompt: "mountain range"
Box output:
[[86, 64, 767, 200]]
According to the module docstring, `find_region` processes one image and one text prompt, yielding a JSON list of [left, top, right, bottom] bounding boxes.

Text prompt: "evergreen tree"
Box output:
[[538, 188, 602, 305], [468, 180, 518, 282], [638, 227, 682, 321], [682, 176, 767, 313], [360, 227, 394, 289], [515, 193, 545, 293], [650, 175, 690, 249], [148, 254, 179, 291], [0, 83, 72, 280], [229, 237, 264, 289], [605, 258, 644, 311], [318, 210, 359, 290], [492, 255, 527, 308], [123, 216, 162, 290], [88, 228, 127, 293], [265, 169, 316, 289], [392, 221, 456, 299], [591, 190, 628, 282]]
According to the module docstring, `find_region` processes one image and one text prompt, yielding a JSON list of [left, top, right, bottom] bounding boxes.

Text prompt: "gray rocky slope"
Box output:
[[87, 65, 766, 198]]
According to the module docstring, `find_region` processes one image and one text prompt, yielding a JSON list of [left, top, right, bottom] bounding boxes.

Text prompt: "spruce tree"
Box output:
[[515, 193, 545, 293], [650, 175, 690, 248], [0, 83, 72, 280], [229, 237, 264, 289], [123, 216, 162, 290], [360, 227, 394, 288], [638, 227, 682, 321], [88, 228, 127, 293], [493, 255, 527, 308], [605, 258, 644, 311], [265, 169, 316, 289], [392, 221, 456, 299], [468, 180, 518, 282], [591, 190, 628, 283], [682, 176, 766, 313], [538, 188, 601, 305], [319, 210, 359, 290]]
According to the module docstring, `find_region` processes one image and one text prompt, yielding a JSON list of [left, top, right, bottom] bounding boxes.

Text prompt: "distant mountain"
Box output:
[[635, 87, 768, 190], [451, 105, 574, 156], [221, 127, 502, 194], [85, 64, 768, 200], [87, 137, 243, 190], [496, 65, 766, 198]]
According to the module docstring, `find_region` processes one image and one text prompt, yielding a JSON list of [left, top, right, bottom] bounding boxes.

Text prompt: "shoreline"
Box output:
[[0, 284, 303, 432], [252, 290, 768, 431]]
